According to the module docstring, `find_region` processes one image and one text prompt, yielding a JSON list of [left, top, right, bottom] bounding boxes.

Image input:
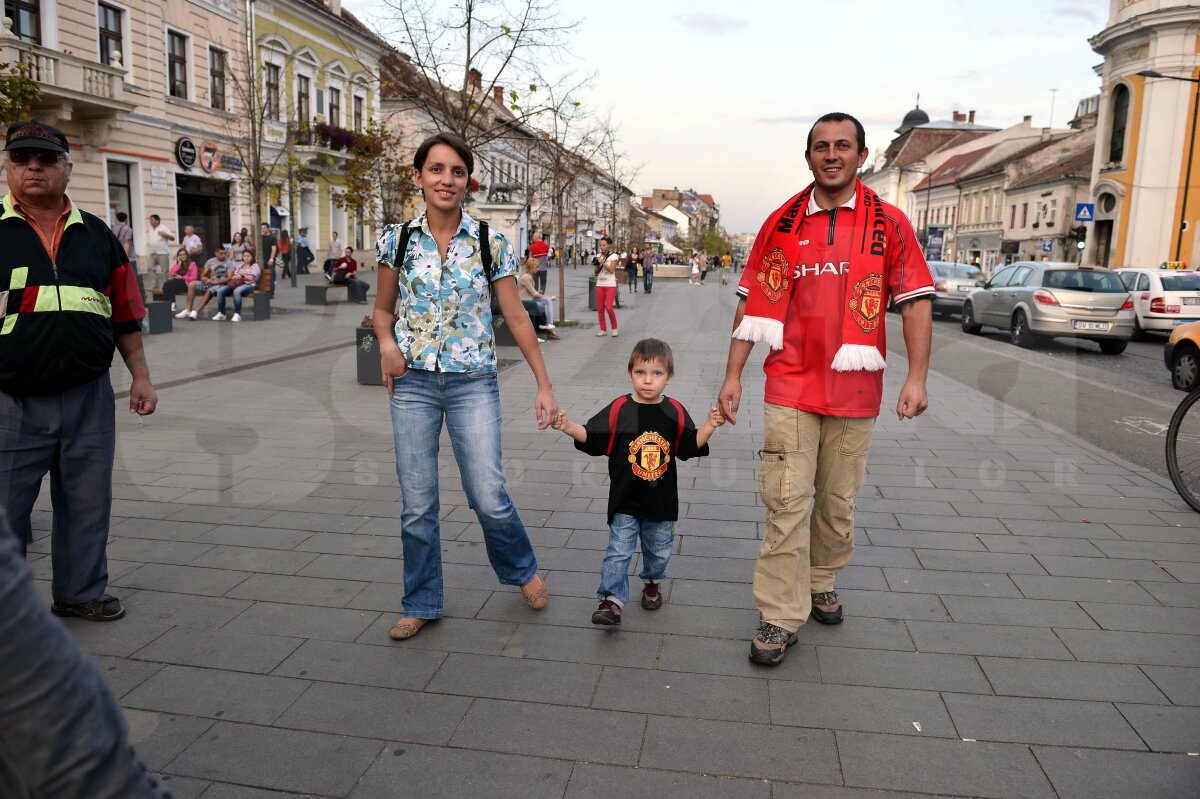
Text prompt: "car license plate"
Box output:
[[1072, 321, 1110, 331], [1175, 318, 1190, 326], [1184, 297, 1200, 305], [957, 286, 971, 292]]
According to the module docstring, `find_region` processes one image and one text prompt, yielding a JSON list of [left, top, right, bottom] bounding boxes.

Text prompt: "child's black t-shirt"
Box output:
[[577, 394, 709, 523]]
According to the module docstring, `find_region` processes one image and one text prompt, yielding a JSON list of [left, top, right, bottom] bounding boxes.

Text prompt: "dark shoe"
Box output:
[[641, 581, 663, 610], [545, 330, 561, 340], [592, 595, 621, 625], [811, 590, 844, 625], [51, 594, 125, 622], [749, 621, 798, 665]]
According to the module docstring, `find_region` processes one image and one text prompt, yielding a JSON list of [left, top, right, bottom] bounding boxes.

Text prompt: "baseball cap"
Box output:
[[5, 120, 69, 153]]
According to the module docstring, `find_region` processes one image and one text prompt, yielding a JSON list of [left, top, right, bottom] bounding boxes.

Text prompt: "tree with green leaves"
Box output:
[[0, 62, 40, 124]]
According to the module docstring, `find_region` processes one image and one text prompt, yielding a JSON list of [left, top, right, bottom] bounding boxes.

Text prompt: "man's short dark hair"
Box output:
[[414, 132, 474, 175], [116, 212, 128, 223], [628, 338, 675, 376], [600, 235, 613, 245], [806, 112, 867, 154], [149, 214, 160, 224]]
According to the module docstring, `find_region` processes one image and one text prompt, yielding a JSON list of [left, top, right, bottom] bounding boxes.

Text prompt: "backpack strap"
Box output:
[[479, 220, 494, 281], [604, 395, 629, 457], [666, 397, 686, 454], [396, 220, 414, 268]]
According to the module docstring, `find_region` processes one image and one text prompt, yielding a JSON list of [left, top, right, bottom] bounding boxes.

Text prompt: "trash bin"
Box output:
[[356, 327, 382, 386], [144, 301, 172, 335], [588, 276, 597, 311]]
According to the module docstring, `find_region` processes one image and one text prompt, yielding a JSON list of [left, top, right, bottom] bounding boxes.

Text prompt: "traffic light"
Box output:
[[1070, 225, 1087, 250]]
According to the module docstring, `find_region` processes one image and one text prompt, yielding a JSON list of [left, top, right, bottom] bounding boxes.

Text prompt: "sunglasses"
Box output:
[[7, 150, 65, 165]]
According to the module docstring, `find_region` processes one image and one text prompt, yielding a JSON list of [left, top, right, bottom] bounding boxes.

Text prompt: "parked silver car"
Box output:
[[930, 261, 984, 318], [961, 261, 1135, 354]]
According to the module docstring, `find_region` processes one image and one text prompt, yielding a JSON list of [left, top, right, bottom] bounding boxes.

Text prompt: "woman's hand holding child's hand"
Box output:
[[551, 410, 569, 431], [708, 405, 725, 428]]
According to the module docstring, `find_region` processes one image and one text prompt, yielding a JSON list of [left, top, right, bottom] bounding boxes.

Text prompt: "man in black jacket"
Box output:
[[0, 121, 157, 622]]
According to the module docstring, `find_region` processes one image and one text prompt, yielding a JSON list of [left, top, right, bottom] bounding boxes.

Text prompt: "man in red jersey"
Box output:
[[718, 112, 934, 666], [529, 232, 551, 293]]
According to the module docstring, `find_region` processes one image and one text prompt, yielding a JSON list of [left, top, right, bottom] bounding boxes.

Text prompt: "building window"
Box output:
[[98, 3, 122, 66], [353, 95, 363, 132], [328, 87, 341, 125], [1009, 205, 1016, 228], [1021, 203, 1028, 228], [1108, 84, 1130, 163], [209, 48, 226, 110], [167, 31, 188, 99], [106, 160, 133, 226], [5, 0, 39, 44], [1048, 199, 1057, 226], [265, 63, 281, 120], [297, 74, 310, 125]]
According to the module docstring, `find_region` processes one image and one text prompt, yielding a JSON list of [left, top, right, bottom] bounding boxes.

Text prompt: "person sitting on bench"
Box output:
[[331, 247, 369, 304]]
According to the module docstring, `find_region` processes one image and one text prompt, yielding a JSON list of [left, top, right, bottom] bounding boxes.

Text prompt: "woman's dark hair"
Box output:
[[806, 112, 867, 154], [414, 132, 474, 175], [628, 338, 675, 376], [280, 229, 290, 240]]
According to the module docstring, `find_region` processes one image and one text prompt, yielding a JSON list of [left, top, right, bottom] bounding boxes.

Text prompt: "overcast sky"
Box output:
[[342, 0, 1108, 234]]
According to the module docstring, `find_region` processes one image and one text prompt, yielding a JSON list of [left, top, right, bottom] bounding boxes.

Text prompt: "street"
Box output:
[[900, 312, 1184, 479]]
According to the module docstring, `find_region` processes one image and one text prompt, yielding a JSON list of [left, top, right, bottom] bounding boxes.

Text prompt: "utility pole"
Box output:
[[1048, 88, 1058, 130]]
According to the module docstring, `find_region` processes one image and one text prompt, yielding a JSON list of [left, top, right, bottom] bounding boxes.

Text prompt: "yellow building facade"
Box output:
[[1, 0, 382, 272], [1088, 0, 1200, 268]]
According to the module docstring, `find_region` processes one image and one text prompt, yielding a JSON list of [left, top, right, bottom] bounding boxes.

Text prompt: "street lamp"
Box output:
[[900, 166, 935, 252], [1138, 69, 1200, 262]]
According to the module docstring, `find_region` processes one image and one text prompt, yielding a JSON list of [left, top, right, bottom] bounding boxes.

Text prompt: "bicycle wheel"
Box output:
[[1166, 387, 1200, 512]]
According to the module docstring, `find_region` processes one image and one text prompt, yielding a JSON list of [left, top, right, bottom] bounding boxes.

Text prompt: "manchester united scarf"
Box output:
[[733, 179, 888, 372]]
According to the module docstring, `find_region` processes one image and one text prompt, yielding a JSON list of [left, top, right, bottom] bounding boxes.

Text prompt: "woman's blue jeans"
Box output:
[[390, 368, 538, 618], [597, 513, 674, 604]]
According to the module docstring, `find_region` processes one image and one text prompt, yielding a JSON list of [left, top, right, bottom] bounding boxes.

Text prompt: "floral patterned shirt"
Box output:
[[375, 210, 519, 373]]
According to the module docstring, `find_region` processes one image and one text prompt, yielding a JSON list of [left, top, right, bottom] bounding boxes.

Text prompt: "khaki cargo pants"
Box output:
[[753, 403, 875, 632]]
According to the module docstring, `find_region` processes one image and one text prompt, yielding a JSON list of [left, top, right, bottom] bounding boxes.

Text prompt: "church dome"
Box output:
[[898, 104, 930, 132]]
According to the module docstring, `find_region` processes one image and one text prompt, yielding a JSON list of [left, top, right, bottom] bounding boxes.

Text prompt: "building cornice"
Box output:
[[1089, 6, 1200, 54]]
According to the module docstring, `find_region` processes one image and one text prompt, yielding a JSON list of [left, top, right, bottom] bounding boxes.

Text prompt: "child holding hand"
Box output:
[[552, 338, 723, 625]]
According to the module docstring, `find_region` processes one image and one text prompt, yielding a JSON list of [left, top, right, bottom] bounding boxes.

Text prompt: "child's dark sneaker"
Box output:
[[592, 595, 621, 625], [641, 581, 663, 610]]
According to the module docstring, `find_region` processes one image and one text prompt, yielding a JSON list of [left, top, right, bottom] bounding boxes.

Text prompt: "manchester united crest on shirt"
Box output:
[[628, 431, 671, 481], [756, 247, 791, 304], [848, 273, 884, 333]]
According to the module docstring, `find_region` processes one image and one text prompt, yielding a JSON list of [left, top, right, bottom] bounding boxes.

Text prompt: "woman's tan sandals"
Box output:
[[389, 617, 435, 640], [521, 574, 549, 610]]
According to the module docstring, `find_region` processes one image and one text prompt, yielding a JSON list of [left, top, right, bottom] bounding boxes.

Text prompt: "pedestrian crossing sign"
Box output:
[[1074, 203, 1095, 222]]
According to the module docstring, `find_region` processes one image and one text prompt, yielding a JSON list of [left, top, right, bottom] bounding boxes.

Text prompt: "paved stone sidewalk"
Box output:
[[27, 267, 1200, 798]]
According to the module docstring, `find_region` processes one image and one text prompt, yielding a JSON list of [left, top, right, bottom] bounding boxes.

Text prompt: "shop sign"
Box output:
[[175, 137, 197, 169], [220, 153, 245, 171]]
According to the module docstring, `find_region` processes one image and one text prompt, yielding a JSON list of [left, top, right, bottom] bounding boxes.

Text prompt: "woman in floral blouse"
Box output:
[[372, 132, 559, 640]]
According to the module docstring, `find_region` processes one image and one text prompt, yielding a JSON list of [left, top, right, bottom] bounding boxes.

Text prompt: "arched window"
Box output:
[[1108, 84, 1130, 163]]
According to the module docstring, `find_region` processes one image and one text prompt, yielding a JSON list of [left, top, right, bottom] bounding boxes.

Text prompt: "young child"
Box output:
[[552, 338, 723, 625]]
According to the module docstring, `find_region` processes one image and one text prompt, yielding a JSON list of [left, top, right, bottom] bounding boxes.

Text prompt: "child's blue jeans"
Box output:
[[597, 513, 674, 604]]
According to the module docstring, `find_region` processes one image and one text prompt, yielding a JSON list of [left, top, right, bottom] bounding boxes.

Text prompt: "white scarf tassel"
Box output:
[[831, 343, 887, 372], [732, 316, 785, 351]]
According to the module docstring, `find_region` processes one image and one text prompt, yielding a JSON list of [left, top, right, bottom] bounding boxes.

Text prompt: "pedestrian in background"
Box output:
[[146, 213, 173, 283], [111, 211, 137, 276], [279, 228, 292, 279], [721, 250, 733, 285], [718, 111, 934, 666], [325, 230, 345, 277], [296, 226, 314, 273], [259, 222, 278, 297], [642, 245, 655, 293], [530, 231, 550, 292], [182, 224, 203, 266], [0, 120, 157, 624], [372, 131, 558, 641], [625, 246, 640, 293], [594, 235, 620, 336], [551, 338, 722, 625]]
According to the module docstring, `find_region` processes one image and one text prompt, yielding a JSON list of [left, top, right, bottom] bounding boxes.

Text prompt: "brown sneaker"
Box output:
[[592, 595, 621, 625], [51, 594, 125, 622], [641, 581, 663, 610], [749, 621, 798, 666], [811, 590, 844, 625]]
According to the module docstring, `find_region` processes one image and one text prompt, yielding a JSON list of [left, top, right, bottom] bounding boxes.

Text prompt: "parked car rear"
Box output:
[[929, 261, 983, 318], [961, 262, 1135, 354], [1116, 267, 1200, 337]]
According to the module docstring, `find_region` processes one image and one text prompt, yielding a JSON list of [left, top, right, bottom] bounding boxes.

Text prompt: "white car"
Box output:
[[1116, 267, 1200, 337]]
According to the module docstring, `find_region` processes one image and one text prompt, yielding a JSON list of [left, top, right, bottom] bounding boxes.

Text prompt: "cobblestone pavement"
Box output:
[[29, 267, 1200, 798]]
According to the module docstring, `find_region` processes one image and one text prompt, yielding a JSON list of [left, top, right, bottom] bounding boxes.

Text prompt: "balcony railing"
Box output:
[[1, 19, 131, 114]]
